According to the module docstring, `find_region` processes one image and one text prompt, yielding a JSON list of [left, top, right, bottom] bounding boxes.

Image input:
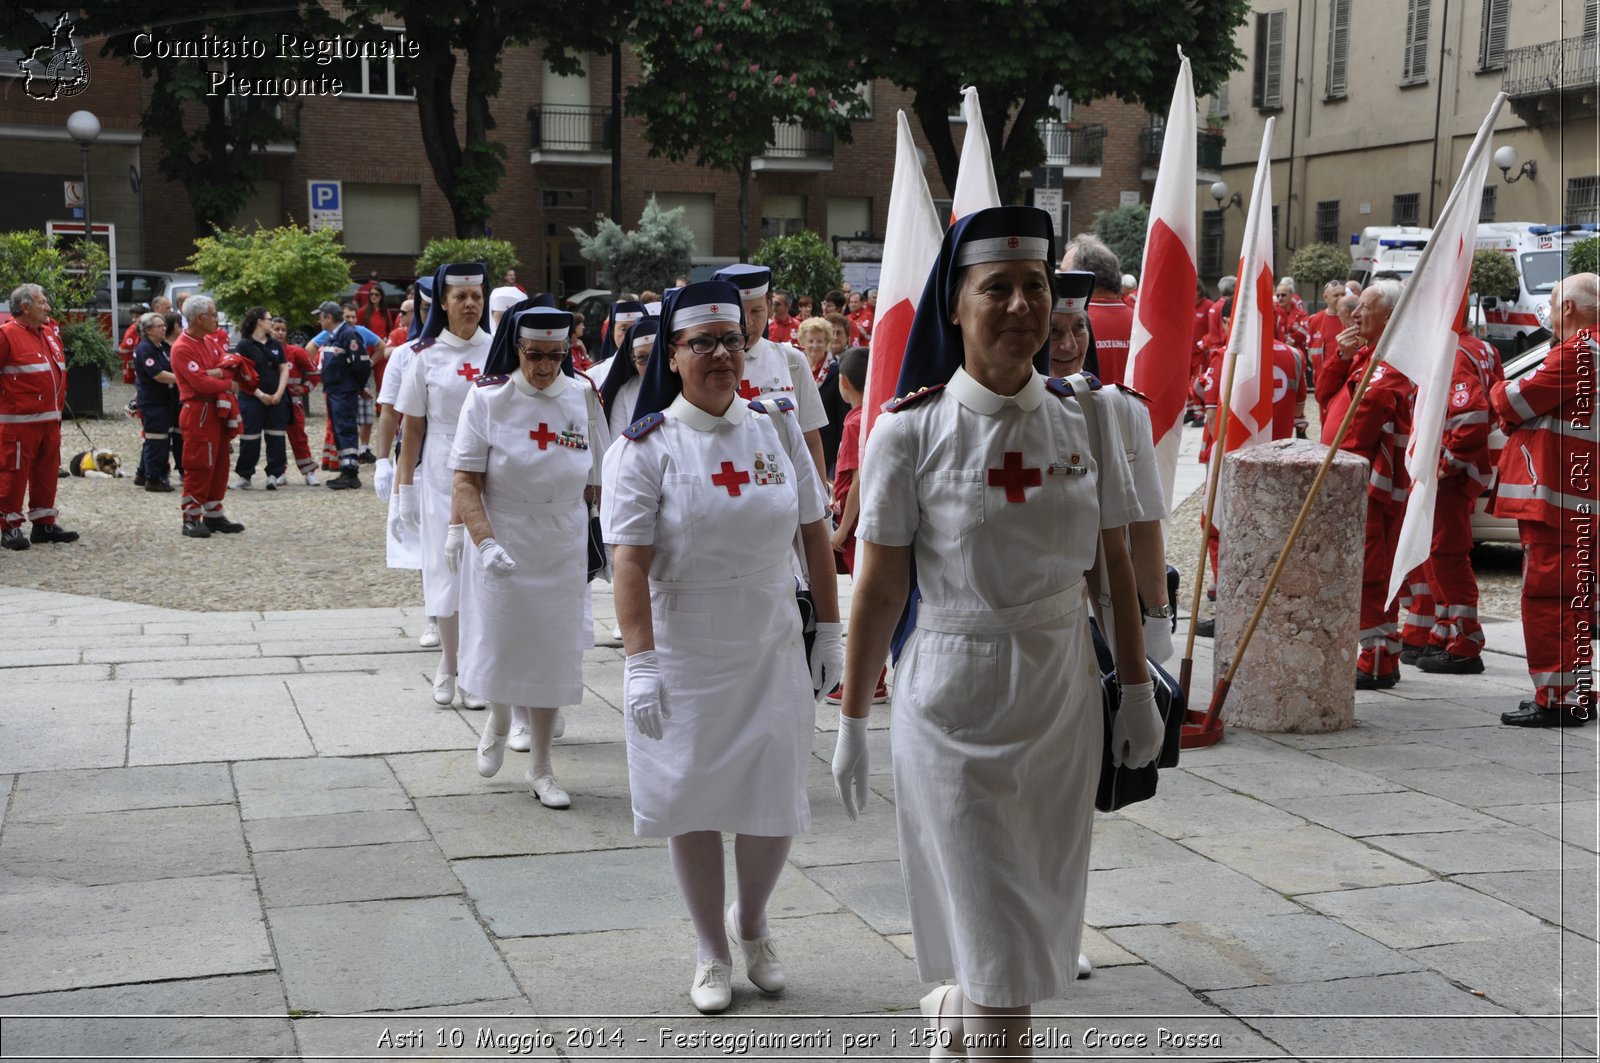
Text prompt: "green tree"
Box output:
[[1470, 248, 1519, 301], [572, 197, 693, 293], [1569, 237, 1600, 277], [627, 0, 870, 259], [415, 238, 521, 286], [1092, 204, 1150, 279], [0, 231, 116, 372], [853, 0, 1250, 202], [185, 225, 352, 327], [1287, 243, 1351, 295], [753, 231, 843, 302]]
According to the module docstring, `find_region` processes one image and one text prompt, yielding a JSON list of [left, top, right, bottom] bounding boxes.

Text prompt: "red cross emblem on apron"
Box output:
[[457, 363, 480, 382], [736, 379, 762, 401], [987, 451, 1041, 502], [529, 423, 557, 449], [710, 460, 750, 496]]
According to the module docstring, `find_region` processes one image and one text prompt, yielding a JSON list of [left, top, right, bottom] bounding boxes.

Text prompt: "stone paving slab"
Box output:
[[1299, 879, 1546, 949], [115, 655, 303, 681], [1086, 817, 1208, 870], [1114, 791, 1308, 839], [0, 874, 273, 995], [1258, 722, 1406, 749], [1105, 913, 1423, 991], [1275, 790, 1506, 836], [0, 973, 293, 1061], [128, 678, 314, 765], [786, 764, 901, 868], [1085, 862, 1301, 928], [455, 848, 840, 938], [0, 804, 249, 888], [0, 775, 11, 835], [282, 673, 477, 756], [1408, 723, 1599, 775], [803, 859, 913, 936], [80, 640, 258, 665], [1482, 799, 1600, 852], [417, 791, 653, 860], [234, 756, 411, 820], [1454, 866, 1600, 940], [255, 840, 462, 908], [0, 685, 127, 774], [1349, 697, 1504, 731], [0, 646, 84, 667], [267, 895, 519, 1014], [1308, 739, 1491, 774], [1383, 761, 1588, 808], [1406, 929, 1598, 1014], [1183, 757, 1404, 801], [243, 809, 433, 853], [1364, 827, 1575, 875], [386, 742, 633, 801], [1182, 824, 1432, 894]]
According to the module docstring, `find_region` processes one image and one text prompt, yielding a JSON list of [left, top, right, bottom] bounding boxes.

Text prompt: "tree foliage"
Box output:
[[1287, 243, 1351, 295], [853, 0, 1251, 202], [1092, 204, 1150, 279], [1469, 248, 1519, 301], [753, 230, 843, 302], [0, 231, 116, 370], [185, 225, 351, 327], [415, 238, 521, 285], [572, 197, 693, 294], [627, 0, 870, 258], [1569, 237, 1600, 278]]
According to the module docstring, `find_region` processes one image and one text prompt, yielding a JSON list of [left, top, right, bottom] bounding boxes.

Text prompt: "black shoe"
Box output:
[[1501, 702, 1590, 727], [133, 471, 146, 486], [182, 520, 212, 538], [326, 473, 361, 491], [1416, 650, 1486, 675], [1, 528, 30, 550], [1206, 585, 1216, 602], [1400, 644, 1433, 666], [30, 523, 79, 544], [357, 450, 377, 465], [1356, 669, 1401, 690], [1194, 618, 1215, 638], [203, 516, 245, 534], [145, 480, 175, 493]]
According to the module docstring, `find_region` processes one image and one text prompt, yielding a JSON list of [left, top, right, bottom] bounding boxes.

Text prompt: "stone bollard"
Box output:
[[1214, 440, 1369, 733]]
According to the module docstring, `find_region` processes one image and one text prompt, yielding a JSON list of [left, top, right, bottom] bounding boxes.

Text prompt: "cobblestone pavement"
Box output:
[[0, 578, 1593, 1061]]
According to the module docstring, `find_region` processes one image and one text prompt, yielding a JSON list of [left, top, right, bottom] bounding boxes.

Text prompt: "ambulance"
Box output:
[[1474, 222, 1598, 356], [1349, 226, 1431, 286]]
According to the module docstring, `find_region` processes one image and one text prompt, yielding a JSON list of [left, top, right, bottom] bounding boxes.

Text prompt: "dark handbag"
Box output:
[[586, 509, 605, 583], [583, 389, 609, 584], [796, 582, 819, 694], [1089, 619, 1185, 812]]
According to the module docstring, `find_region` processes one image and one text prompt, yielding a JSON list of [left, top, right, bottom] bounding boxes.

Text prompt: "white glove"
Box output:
[[396, 483, 420, 529], [811, 621, 844, 700], [1143, 614, 1174, 665], [623, 650, 670, 740], [477, 537, 517, 578], [444, 523, 465, 574], [373, 457, 394, 501], [1112, 681, 1164, 769], [831, 713, 870, 820]]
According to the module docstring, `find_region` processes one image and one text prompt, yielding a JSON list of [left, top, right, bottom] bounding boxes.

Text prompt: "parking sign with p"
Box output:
[[309, 180, 343, 232]]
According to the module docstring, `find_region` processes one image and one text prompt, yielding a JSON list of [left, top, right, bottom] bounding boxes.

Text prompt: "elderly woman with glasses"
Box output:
[[602, 281, 842, 1014], [451, 305, 608, 809], [132, 311, 181, 492]]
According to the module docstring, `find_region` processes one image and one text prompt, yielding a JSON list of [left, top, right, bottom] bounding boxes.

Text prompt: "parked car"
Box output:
[[1470, 339, 1549, 544], [564, 288, 613, 339], [93, 270, 209, 333]]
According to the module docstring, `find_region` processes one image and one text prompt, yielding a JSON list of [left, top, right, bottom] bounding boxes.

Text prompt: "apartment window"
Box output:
[[343, 28, 414, 98], [653, 192, 716, 257], [540, 189, 591, 211], [1252, 10, 1287, 110], [1315, 200, 1340, 243], [1480, 185, 1497, 223], [1325, 0, 1351, 98], [1401, 0, 1431, 85], [1567, 176, 1599, 224], [1208, 84, 1230, 120], [343, 183, 421, 254], [827, 196, 872, 243], [1393, 192, 1421, 226], [1478, 0, 1510, 69], [761, 194, 805, 240], [1199, 209, 1226, 276]]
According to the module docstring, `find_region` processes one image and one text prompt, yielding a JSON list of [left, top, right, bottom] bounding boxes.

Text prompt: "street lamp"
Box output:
[[1493, 145, 1536, 184], [66, 109, 101, 253], [1210, 179, 1244, 212]]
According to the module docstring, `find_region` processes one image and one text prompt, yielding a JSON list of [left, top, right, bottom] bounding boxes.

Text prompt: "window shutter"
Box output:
[[1253, 11, 1286, 110], [1325, 0, 1350, 97], [1586, 0, 1597, 37], [1479, 0, 1510, 69], [1403, 0, 1431, 83]]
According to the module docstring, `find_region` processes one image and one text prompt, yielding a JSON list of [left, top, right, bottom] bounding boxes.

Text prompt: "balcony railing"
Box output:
[[1139, 126, 1226, 171], [1503, 36, 1600, 98], [529, 105, 612, 154], [751, 123, 834, 171], [1040, 122, 1105, 169]]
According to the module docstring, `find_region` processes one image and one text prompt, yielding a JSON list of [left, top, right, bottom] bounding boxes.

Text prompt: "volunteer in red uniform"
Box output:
[[1304, 281, 1344, 391], [1335, 281, 1414, 689], [1317, 292, 1364, 443], [1491, 272, 1598, 728], [767, 290, 801, 346], [0, 283, 76, 550], [1061, 234, 1134, 385], [847, 288, 876, 347], [172, 295, 245, 538], [271, 317, 321, 485], [1398, 327, 1498, 673], [1273, 277, 1310, 352]]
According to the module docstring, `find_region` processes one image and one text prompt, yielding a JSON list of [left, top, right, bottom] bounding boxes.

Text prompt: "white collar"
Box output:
[[437, 327, 478, 348], [946, 367, 1045, 415], [669, 391, 747, 431], [512, 369, 569, 397]]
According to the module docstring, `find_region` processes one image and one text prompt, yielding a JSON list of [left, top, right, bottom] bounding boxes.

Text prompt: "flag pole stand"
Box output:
[[1200, 348, 1389, 731]]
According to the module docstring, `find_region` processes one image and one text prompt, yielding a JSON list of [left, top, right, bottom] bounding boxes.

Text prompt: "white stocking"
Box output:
[[525, 707, 558, 776], [668, 831, 729, 963], [436, 613, 459, 675], [732, 833, 791, 939]]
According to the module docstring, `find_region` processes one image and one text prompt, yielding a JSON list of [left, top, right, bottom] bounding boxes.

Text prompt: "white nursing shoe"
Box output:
[[477, 724, 507, 778], [726, 905, 785, 993], [527, 772, 571, 809], [688, 959, 732, 1013], [461, 689, 487, 710], [507, 725, 532, 753], [432, 669, 457, 707], [1078, 951, 1093, 978], [918, 984, 966, 1060], [418, 621, 440, 648]]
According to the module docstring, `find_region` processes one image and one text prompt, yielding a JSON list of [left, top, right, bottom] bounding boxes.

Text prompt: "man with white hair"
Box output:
[[1491, 272, 1598, 727], [0, 283, 75, 549], [172, 294, 244, 537]]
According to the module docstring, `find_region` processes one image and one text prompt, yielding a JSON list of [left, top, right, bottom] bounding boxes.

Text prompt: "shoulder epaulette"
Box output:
[[622, 411, 665, 440], [475, 373, 509, 388], [1046, 374, 1101, 399], [412, 337, 437, 351], [748, 396, 795, 414], [885, 383, 945, 412], [1113, 382, 1151, 403]]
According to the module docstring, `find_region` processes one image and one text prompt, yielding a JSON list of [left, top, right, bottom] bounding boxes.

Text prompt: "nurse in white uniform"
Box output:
[[584, 298, 647, 391], [829, 207, 1166, 1061], [596, 317, 657, 440], [452, 307, 605, 809], [602, 281, 843, 1015], [372, 278, 431, 642], [395, 262, 493, 708]]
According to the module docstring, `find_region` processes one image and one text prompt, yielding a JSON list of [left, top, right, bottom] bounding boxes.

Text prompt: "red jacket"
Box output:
[[768, 315, 800, 347], [1193, 297, 1214, 353], [1490, 331, 1598, 527], [284, 344, 318, 396], [1198, 339, 1303, 462], [1437, 340, 1496, 499], [1087, 298, 1135, 385], [173, 330, 232, 403], [1340, 360, 1415, 506], [0, 319, 66, 423]]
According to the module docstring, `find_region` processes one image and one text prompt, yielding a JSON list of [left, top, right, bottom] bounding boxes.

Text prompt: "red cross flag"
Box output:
[[951, 86, 1002, 223], [1223, 118, 1279, 455]]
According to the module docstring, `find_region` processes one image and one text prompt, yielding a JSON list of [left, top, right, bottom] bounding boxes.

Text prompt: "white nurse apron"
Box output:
[[381, 341, 422, 570]]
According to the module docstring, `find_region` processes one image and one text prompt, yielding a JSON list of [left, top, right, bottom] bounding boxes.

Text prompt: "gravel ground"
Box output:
[[3, 379, 1527, 620]]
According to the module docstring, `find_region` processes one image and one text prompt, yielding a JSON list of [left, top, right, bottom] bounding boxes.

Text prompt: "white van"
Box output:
[[1349, 226, 1431, 286], [1473, 221, 1597, 356]]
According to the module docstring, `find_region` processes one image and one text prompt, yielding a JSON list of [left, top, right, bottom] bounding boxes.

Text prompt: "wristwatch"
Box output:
[[1141, 604, 1175, 620]]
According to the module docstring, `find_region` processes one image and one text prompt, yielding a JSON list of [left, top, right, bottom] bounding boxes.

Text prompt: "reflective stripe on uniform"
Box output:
[[0, 362, 53, 374], [238, 432, 262, 441], [1523, 414, 1598, 440], [1443, 410, 1489, 430], [1495, 482, 1596, 511], [26, 507, 57, 520], [1503, 378, 1538, 421], [0, 411, 61, 424]]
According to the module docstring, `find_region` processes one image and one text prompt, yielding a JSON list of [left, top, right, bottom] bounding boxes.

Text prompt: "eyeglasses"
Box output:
[[673, 332, 748, 356], [517, 346, 569, 362]]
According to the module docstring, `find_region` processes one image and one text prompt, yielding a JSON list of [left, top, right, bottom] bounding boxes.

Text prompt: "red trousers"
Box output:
[[288, 398, 315, 475], [1359, 498, 1403, 677], [179, 400, 230, 521], [1521, 519, 1594, 710], [0, 420, 61, 529], [1398, 479, 1483, 657]]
